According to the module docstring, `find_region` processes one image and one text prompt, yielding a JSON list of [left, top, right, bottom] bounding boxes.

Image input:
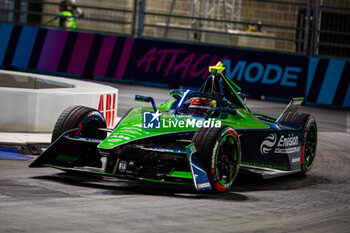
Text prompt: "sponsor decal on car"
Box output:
[[143, 111, 222, 129], [260, 133, 300, 154], [163, 118, 222, 128], [143, 110, 161, 129], [118, 160, 127, 172], [260, 133, 277, 154], [292, 157, 301, 163], [197, 182, 211, 189], [240, 161, 288, 170]]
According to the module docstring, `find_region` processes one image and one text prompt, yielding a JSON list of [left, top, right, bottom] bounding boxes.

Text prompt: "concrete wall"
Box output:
[[0, 70, 118, 132]]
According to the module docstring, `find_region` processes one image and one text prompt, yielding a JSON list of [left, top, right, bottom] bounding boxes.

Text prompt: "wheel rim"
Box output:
[[304, 124, 317, 170], [215, 134, 240, 186], [79, 112, 106, 139]]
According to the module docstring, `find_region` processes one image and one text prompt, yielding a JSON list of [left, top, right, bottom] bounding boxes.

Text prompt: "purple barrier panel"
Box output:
[[93, 35, 117, 77], [0, 24, 135, 80], [37, 29, 68, 71], [67, 32, 95, 74], [114, 38, 134, 80]]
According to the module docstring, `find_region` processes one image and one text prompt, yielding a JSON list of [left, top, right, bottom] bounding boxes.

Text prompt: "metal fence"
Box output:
[[0, 0, 349, 58]]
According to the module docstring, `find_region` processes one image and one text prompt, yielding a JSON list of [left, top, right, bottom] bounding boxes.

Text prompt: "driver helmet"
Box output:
[[189, 98, 216, 116]]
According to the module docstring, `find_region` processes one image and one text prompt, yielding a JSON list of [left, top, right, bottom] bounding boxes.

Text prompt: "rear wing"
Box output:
[[275, 97, 304, 123]]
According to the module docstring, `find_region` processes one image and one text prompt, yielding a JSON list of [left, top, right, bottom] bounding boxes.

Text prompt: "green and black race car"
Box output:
[[30, 62, 317, 192]]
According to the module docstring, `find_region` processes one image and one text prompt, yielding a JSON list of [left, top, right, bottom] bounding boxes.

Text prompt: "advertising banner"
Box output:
[[1, 23, 349, 107], [129, 38, 309, 99]]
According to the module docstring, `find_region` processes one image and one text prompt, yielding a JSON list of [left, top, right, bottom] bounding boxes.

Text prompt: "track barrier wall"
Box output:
[[0, 23, 349, 108], [306, 57, 350, 107], [0, 70, 118, 132]]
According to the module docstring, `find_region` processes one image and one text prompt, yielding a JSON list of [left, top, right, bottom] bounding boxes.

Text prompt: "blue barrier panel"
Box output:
[[0, 24, 14, 65], [11, 26, 39, 68], [306, 57, 350, 108]]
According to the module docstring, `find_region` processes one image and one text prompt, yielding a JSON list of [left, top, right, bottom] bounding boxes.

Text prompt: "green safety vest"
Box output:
[[58, 11, 77, 29]]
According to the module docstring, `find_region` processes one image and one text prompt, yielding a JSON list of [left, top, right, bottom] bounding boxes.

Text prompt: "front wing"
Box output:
[[29, 129, 211, 191]]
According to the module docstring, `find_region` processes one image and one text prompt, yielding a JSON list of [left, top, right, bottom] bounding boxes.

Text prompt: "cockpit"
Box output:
[[169, 62, 246, 117]]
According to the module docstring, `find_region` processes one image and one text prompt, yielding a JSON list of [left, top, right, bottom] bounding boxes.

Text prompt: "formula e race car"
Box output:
[[30, 62, 317, 192]]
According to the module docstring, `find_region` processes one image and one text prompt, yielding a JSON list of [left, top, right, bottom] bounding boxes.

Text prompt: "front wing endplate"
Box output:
[[186, 143, 212, 191]]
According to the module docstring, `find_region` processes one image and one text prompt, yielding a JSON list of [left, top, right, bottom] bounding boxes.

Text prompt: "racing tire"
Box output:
[[192, 125, 241, 192], [51, 105, 107, 143], [291, 113, 317, 176], [51, 106, 107, 167]]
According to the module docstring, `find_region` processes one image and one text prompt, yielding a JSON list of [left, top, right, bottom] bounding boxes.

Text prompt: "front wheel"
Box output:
[[52, 105, 107, 142], [51, 106, 107, 167], [192, 126, 241, 192]]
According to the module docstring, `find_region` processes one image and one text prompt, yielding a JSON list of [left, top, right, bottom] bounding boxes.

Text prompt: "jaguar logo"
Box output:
[[260, 133, 277, 154]]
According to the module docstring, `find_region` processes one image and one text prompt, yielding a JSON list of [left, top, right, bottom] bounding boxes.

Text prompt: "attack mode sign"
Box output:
[[131, 39, 307, 99], [222, 59, 307, 98], [98, 93, 117, 128]]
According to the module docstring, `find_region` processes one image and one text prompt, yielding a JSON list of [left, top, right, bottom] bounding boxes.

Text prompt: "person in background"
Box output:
[[58, 0, 76, 29]]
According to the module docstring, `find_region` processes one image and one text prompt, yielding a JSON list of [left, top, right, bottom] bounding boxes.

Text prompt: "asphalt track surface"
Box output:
[[1, 82, 350, 233]]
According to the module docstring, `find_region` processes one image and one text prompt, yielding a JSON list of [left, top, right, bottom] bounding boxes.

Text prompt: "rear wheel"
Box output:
[[292, 113, 317, 175], [192, 126, 241, 192]]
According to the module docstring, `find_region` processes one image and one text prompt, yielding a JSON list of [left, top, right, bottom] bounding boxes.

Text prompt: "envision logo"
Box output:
[[143, 111, 221, 129], [260, 134, 277, 154], [260, 133, 300, 155], [278, 135, 298, 147]]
